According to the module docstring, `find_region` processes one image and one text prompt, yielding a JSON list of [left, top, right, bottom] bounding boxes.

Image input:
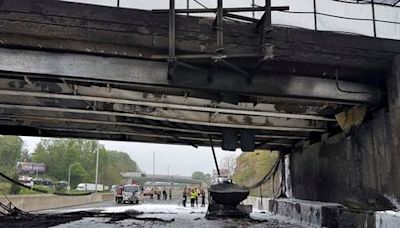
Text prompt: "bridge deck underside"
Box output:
[[0, 0, 398, 151]]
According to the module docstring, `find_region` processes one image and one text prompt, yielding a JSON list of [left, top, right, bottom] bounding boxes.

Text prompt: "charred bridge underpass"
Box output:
[[0, 0, 400, 225]]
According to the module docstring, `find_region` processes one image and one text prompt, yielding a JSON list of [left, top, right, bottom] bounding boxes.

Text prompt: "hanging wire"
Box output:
[[246, 157, 281, 189], [193, 0, 208, 9], [332, 0, 400, 7], [252, 0, 400, 25], [276, 11, 400, 26], [334, 69, 385, 95]]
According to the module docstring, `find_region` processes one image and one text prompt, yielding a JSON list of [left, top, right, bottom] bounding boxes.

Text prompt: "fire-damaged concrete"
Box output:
[[245, 197, 400, 228], [290, 111, 396, 210], [288, 56, 400, 211]]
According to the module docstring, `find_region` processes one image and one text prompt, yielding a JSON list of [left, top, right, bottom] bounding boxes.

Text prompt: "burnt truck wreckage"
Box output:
[[207, 137, 252, 218], [207, 180, 251, 218]]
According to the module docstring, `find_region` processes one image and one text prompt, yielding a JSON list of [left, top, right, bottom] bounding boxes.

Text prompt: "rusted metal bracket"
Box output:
[[167, 0, 176, 81], [248, 0, 274, 84], [218, 58, 249, 77], [176, 61, 210, 75], [216, 0, 224, 53], [165, 0, 287, 83], [224, 13, 259, 23], [167, 59, 177, 81]]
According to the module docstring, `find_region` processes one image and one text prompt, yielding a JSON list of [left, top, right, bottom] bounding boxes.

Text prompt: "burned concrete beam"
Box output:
[[0, 78, 337, 120], [0, 104, 327, 132], [0, 48, 383, 105], [0, 112, 310, 140]]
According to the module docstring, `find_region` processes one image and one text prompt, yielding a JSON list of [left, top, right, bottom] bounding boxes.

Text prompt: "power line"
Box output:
[[193, 0, 208, 9], [332, 0, 400, 7], [277, 11, 400, 26]]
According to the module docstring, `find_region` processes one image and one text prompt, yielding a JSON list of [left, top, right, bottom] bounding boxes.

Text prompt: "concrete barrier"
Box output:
[[244, 197, 400, 228], [0, 193, 114, 212], [243, 196, 270, 211], [244, 197, 342, 227]]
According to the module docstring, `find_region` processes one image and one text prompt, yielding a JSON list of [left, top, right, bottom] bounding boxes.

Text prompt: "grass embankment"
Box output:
[[0, 182, 11, 194], [232, 150, 280, 198]]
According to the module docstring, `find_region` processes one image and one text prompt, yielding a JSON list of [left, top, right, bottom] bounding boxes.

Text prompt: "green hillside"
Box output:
[[232, 150, 280, 197]]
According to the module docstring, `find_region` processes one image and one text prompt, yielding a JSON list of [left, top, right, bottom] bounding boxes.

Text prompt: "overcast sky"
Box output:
[[16, 0, 400, 176]]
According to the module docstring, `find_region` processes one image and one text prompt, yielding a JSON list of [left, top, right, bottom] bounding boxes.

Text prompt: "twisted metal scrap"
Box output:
[[0, 189, 31, 217]]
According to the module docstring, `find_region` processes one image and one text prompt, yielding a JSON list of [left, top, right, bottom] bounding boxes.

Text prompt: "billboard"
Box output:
[[16, 162, 46, 174]]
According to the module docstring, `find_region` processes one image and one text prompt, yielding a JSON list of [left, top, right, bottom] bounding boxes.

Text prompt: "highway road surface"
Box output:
[[30, 197, 308, 228]]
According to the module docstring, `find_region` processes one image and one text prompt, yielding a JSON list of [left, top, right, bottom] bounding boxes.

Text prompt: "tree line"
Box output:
[[0, 136, 140, 192]]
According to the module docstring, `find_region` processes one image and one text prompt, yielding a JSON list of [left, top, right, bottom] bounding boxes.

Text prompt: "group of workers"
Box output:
[[182, 186, 206, 207], [149, 188, 172, 200]]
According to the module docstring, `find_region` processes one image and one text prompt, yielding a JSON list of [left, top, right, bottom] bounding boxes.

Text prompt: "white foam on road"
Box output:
[[44, 203, 208, 215], [101, 204, 207, 214]]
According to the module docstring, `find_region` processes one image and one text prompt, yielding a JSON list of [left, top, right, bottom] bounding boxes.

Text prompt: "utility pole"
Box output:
[[252, 0, 255, 19], [95, 141, 99, 192], [68, 164, 73, 192], [186, 0, 189, 16], [371, 0, 377, 37], [313, 0, 318, 31], [152, 151, 155, 184]]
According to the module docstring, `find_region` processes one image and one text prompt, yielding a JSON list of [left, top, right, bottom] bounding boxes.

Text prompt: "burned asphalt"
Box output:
[[1, 199, 309, 228]]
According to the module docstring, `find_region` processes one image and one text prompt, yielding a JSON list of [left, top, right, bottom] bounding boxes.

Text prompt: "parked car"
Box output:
[[33, 178, 53, 187], [18, 175, 33, 187], [55, 181, 69, 191]]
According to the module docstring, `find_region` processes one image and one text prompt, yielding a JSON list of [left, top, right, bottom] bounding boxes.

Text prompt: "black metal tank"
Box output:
[[209, 181, 250, 206]]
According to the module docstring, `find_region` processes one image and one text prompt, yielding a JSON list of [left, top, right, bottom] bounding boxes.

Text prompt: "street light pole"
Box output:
[[68, 164, 73, 192], [95, 142, 99, 192], [152, 151, 155, 184]]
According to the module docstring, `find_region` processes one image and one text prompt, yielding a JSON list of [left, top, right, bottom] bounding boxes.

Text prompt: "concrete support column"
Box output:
[[387, 55, 400, 196], [283, 154, 292, 198]]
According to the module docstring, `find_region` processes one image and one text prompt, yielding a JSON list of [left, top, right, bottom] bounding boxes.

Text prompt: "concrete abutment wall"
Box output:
[[288, 56, 400, 209]]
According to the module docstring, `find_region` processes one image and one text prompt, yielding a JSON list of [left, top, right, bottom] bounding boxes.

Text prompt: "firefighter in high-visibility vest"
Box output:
[[190, 188, 197, 207]]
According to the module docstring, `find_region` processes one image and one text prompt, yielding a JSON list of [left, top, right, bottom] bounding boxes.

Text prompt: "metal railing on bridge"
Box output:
[[62, 0, 400, 40]]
